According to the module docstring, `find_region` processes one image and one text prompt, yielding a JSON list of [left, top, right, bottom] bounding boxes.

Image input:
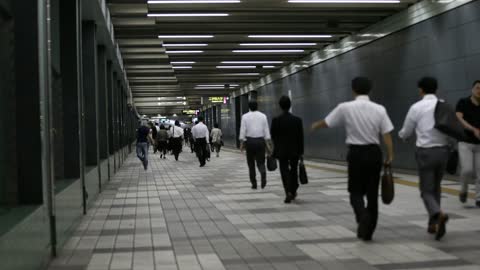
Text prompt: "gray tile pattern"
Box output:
[[49, 148, 480, 270]]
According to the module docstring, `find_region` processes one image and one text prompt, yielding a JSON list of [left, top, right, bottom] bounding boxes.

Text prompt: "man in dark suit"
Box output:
[[271, 96, 304, 203]]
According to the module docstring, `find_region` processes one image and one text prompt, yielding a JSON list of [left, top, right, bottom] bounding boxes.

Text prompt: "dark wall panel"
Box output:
[[251, 1, 480, 170]]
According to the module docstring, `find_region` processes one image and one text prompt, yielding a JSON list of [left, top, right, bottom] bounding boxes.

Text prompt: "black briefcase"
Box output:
[[299, 158, 308, 185], [267, 156, 277, 171], [381, 164, 394, 205]]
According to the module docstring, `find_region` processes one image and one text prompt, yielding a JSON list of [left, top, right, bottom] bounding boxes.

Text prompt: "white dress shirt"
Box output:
[[210, 128, 223, 143], [170, 125, 184, 138], [192, 122, 210, 140], [239, 111, 271, 141], [325, 95, 394, 145], [398, 94, 449, 148]]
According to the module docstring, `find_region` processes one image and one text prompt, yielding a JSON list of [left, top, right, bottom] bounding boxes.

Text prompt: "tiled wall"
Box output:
[[229, 1, 480, 170]]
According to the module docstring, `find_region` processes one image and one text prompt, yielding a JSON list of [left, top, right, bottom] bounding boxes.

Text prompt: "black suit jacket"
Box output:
[[271, 112, 304, 159]]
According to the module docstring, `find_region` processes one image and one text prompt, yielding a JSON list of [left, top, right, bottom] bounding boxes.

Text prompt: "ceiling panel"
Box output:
[[107, 0, 419, 115]]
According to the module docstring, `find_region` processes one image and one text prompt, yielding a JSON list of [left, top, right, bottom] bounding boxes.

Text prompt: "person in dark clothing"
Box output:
[[136, 120, 154, 170], [271, 96, 304, 203], [157, 124, 169, 159], [170, 120, 184, 161], [149, 122, 158, 153]]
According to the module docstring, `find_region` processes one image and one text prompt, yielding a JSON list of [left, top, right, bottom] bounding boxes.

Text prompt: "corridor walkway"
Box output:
[[49, 147, 480, 270]]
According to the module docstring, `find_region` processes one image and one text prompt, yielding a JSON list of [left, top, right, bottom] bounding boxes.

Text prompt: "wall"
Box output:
[[232, 1, 480, 170]]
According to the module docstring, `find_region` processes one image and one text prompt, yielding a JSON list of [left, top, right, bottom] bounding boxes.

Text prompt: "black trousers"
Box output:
[[279, 157, 300, 197], [195, 138, 208, 165], [347, 144, 382, 239], [171, 137, 183, 160], [246, 137, 266, 185]]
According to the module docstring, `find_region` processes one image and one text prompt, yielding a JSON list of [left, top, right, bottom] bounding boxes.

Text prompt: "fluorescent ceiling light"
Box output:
[[240, 43, 317, 46], [163, 43, 208, 47], [233, 49, 304, 53], [263, 66, 276, 68], [288, 0, 399, 2], [172, 66, 192, 69], [216, 66, 257, 69], [171, 61, 196, 64], [196, 84, 239, 87], [224, 73, 260, 76], [222, 61, 283, 64], [148, 0, 240, 3], [148, 13, 229, 17], [249, 35, 332, 38], [195, 86, 227, 89], [166, 50, 204, 54], [158, 35, 214, 38]]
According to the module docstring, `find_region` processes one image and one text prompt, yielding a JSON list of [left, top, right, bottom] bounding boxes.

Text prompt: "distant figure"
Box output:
[[456, 80, 480, 206], [170, 120, 184, 161], [136, 120, 154, 170], [149, 122, 158, 153], [271, 96, 304, 203], [210, 123, 223, 157], [157, 124, 169, 159], [239, 100, 272, 190], [192, 117, 210, 167], [311, 77, 394, 241], [190, 122, 198, 153], [399, 76, 449, 240]]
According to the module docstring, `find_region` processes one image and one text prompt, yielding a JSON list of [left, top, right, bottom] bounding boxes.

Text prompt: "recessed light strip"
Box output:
[[149, 0, 240, 3], [216, 66, 257, 69], [249, 35, 332, 38], [222, 61, 283, 64], [233, 49, 304, 53], [148, 13, 229, 17], [171, 61, 196, 64], [288, 0, 400, 3], [158, 35, 214, 39], [172, 66, 192, 69], [166, 50, 204, 54], [163, 44, 208, 47], [240, 43, 317, 46]]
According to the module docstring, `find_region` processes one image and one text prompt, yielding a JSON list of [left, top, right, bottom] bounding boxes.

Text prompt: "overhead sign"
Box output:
[[182, 110, 197, 115], [208, 97, 224, 103]]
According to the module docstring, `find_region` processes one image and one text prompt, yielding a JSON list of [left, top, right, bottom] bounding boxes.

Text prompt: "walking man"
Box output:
[[136, 120, 154, 170], [271, 96, 304, 203], [239, 100, 272, 190], [192, 116, 210, 167], [311, 77, 394, 241], [211, 123, 223, 157], [456, 80, 480, 206], [399, 76, 450, 240]]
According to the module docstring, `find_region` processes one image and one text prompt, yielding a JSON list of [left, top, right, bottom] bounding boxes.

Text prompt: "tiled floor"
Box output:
[[49, 147, 480, 270]]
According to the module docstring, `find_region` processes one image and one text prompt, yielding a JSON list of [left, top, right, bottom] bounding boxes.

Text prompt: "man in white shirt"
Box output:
[[399, 76, 450, 241], [311, 77, 394, 241], [239, 100, 272, 189], [192, 116, 210, 167]]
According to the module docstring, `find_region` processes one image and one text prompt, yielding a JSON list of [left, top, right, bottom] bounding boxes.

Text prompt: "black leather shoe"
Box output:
[[459, 192, 467, 203], [427, 224, 436, 234], [251, 185, 257, 190], [435, 213, 449, 241], [284, 197, 292, 204], [261, 179, 267, 189], [476, 201, 480, 208]]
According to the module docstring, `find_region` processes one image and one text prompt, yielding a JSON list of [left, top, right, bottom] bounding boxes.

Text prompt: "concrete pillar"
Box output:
[[13, 0, 43, 204], [97, 46, 108, 160], [0, 0, 18, 205], [107, 62, 114, 156], [81, 21, 99, 166], [59, 0, 82, 179]]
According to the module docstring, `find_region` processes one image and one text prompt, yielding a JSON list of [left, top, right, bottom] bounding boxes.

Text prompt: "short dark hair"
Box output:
[[160, 124, 165, 130], [351, 77, 372, 95], [195, 121, 199, 124], [214, 123, 219, 128], [198, 116, 204, 122], [473, 80, 480, 87], [418, 77, 438, 94], [279, 96, 291, 112], [175, 120, 180, 126], [248, 100, 258, 111]]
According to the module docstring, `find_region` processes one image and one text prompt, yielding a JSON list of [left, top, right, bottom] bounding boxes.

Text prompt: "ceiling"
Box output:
[[107, 0, 419, 116]]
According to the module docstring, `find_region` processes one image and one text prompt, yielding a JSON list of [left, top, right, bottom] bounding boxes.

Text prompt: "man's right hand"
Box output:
[[473, 128, 480, 140]]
